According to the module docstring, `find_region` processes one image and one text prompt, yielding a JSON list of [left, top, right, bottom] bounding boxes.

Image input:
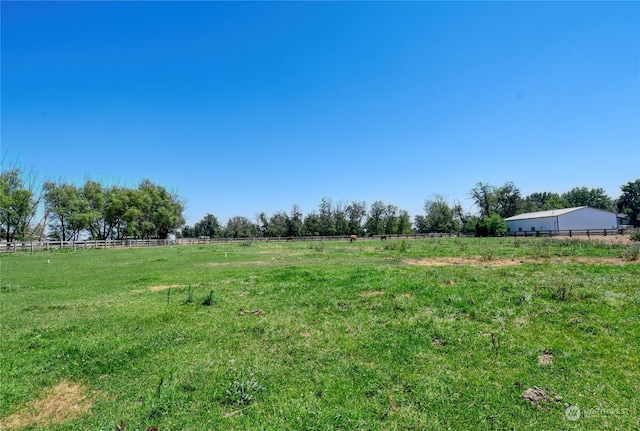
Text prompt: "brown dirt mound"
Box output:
[[0, 381, 94, 429]]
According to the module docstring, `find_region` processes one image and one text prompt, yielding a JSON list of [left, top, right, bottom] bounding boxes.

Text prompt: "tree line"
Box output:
[[1, 169, 184, 241], [1, 167, 638, 242], [183, 179, 640, 239], [182, 199, 413, 239]]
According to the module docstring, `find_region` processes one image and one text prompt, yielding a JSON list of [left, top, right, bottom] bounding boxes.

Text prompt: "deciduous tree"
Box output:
[[0, 169, 37, 241], [618, 179, 640, 226], [562, 187, 615, 211]]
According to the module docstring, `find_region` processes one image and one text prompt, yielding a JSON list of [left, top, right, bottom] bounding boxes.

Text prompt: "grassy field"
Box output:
[[1, 237, 638, 430]]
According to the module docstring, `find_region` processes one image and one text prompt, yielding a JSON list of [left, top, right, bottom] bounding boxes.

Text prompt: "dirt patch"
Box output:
[[148, 284, 183, 292], [358, 291, 386, 298], [239, 308, 265, 316], [0, 381, 94, 429], [406, 256, 631, 267], [201, 261, 269, 268], [148, 282, 217, 292], [538, 353, 554, 365], [521, 386, 563, 405], [406, 257, 522, 267]]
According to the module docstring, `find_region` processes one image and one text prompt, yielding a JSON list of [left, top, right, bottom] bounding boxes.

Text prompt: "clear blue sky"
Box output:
[[2, 1, 639, 225]]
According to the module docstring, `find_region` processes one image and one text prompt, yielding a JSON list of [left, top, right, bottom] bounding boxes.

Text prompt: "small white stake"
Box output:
[[47, 259, 50, 264], [225, 252, 227, 258]]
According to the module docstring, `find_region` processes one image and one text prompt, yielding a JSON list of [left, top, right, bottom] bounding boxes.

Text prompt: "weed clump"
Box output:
[[223, 372, 265, 407], [620, 243, 640, 261], [202, 290, 214, 306], [383, 240, 409, 252], [183, 285, 194, 305]]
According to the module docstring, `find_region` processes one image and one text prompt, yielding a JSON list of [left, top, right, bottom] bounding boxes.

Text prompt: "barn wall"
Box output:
[[506, 217, 558, 233], [506, 208, 618, 233], [558, 208, 617, 230]]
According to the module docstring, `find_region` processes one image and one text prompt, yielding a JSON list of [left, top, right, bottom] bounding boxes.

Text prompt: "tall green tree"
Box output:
[[346, 200, 367, 236], [43, 181, 88, 241], [318, 197, 336, 236], [334, 202, 350, 236], [494, 182, 523, 218], [453, 200, 475, 233], [469, 182, 496, 218], [302, 212, 322, 236], [420, 195, 459, 233], [396, 209, 412, 234], [0, 169, 37, 241], [618, 179, 640, 227], [104, 186, 131, 240], [382, 204, 400, 234], [267, 211, 289, 237], [365, 201, 386, 235], [223, 216, 257, 238], [522, 192, 568, 213], [82, 180, 127, 240], [287, 204, 304, 237], [562, 187, 615, 211], [133, 180, 185, 239], [194, 213, 221, 238]]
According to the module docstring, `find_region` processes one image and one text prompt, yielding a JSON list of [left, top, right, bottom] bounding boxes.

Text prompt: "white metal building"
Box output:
[[504, 206, 618, 234]]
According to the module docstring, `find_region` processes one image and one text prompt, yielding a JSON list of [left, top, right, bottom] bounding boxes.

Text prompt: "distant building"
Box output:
[[504, 207, 618, 234], [617, 213, 631, 227]]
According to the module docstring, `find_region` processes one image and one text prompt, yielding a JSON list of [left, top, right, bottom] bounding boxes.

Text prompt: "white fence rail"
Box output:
[[1, 233, 470, 253]]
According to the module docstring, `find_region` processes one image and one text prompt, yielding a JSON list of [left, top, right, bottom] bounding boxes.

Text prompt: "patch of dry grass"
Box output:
[[0, 381, 94, 429]]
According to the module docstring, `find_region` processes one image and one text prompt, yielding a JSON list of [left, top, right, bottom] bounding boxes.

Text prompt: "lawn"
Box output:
[[0, 237, 638, 430]]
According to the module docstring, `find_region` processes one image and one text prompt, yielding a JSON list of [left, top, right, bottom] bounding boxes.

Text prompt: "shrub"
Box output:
[[630, 231, 640, 241]]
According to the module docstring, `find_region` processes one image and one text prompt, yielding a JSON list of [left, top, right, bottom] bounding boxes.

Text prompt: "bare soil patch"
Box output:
[[406, 256, 630, 267], [406, 257, 522, 267], [521, 386, 563, 405], [148, 284, 183, 292], [201, 261, 269, 268], [538, 353, 554, 365], [0, 381, 94, 429]]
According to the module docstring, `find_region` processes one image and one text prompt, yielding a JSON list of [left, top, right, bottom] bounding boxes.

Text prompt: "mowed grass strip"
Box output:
[[1, 238, 638, 430]]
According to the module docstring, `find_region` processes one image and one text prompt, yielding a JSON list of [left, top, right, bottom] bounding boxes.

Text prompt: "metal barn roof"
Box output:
[[504, 207, 587, 221]]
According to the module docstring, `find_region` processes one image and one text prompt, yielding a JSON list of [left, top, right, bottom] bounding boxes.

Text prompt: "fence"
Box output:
[[505, 229, 626, 238], [1, 233, 470, 253], [0, 229, 630, 253], [0, 239, 174, 253]]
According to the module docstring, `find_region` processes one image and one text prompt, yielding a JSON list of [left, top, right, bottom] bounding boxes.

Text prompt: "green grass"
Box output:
[[1, 238, 638, 430]]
